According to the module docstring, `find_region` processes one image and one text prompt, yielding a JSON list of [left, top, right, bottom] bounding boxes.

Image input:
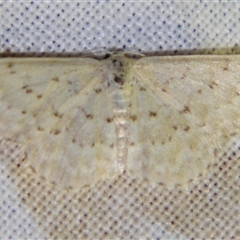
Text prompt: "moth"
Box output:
[[0, 54, 240, 188]]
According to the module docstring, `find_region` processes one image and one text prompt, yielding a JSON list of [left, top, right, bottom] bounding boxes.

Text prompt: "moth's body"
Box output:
[[0, 54, 240, 188], [104, 55, 135, 173]]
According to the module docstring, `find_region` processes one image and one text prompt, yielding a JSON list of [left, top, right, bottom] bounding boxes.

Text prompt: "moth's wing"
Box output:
[[128, 56, 240, 187], [0, 58, 118, 188]]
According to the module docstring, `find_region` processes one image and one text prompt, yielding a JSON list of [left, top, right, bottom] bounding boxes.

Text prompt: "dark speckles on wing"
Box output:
[[51, 129, 61, 135], [130, 115, 137, 121], [180, 106, 190, 114], [52, 77, 59, 82], [86, 114, 93, 119], [139, 86, 146, 91], [162, 88, 167, 92], [22, 85, 33, 94], [106, 117, 113, 123], [180, 73, 186, 80], [54, 111, 63, 118], [95, 88, 102, 94], [6, 62, 16, 74], [114, 75, 124, 85], [110, 143, 114, 148], [7, 62, 13, 68], [208, 81, 218, 89], [208, 84, 214, 89], [149, 111, 157, 117], [26, 89, 33, 94], [37, 126, 44, 131], [81, 108, 94, 119]]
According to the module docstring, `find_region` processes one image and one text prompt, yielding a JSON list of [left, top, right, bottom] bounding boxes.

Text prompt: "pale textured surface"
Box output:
[[0, 136, 239, 239], [1, 2, 240, 239], [1, 55, 240, 190]]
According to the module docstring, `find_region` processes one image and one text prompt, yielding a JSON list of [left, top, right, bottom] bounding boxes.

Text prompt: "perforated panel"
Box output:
[[1, 2, 240, 54]]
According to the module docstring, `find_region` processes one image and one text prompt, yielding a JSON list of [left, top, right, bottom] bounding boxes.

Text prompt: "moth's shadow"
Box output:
[[1, 46, 240, 58]]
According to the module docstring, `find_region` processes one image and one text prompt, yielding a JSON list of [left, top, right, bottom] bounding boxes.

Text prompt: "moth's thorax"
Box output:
[[106, 55, 133, 105]]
